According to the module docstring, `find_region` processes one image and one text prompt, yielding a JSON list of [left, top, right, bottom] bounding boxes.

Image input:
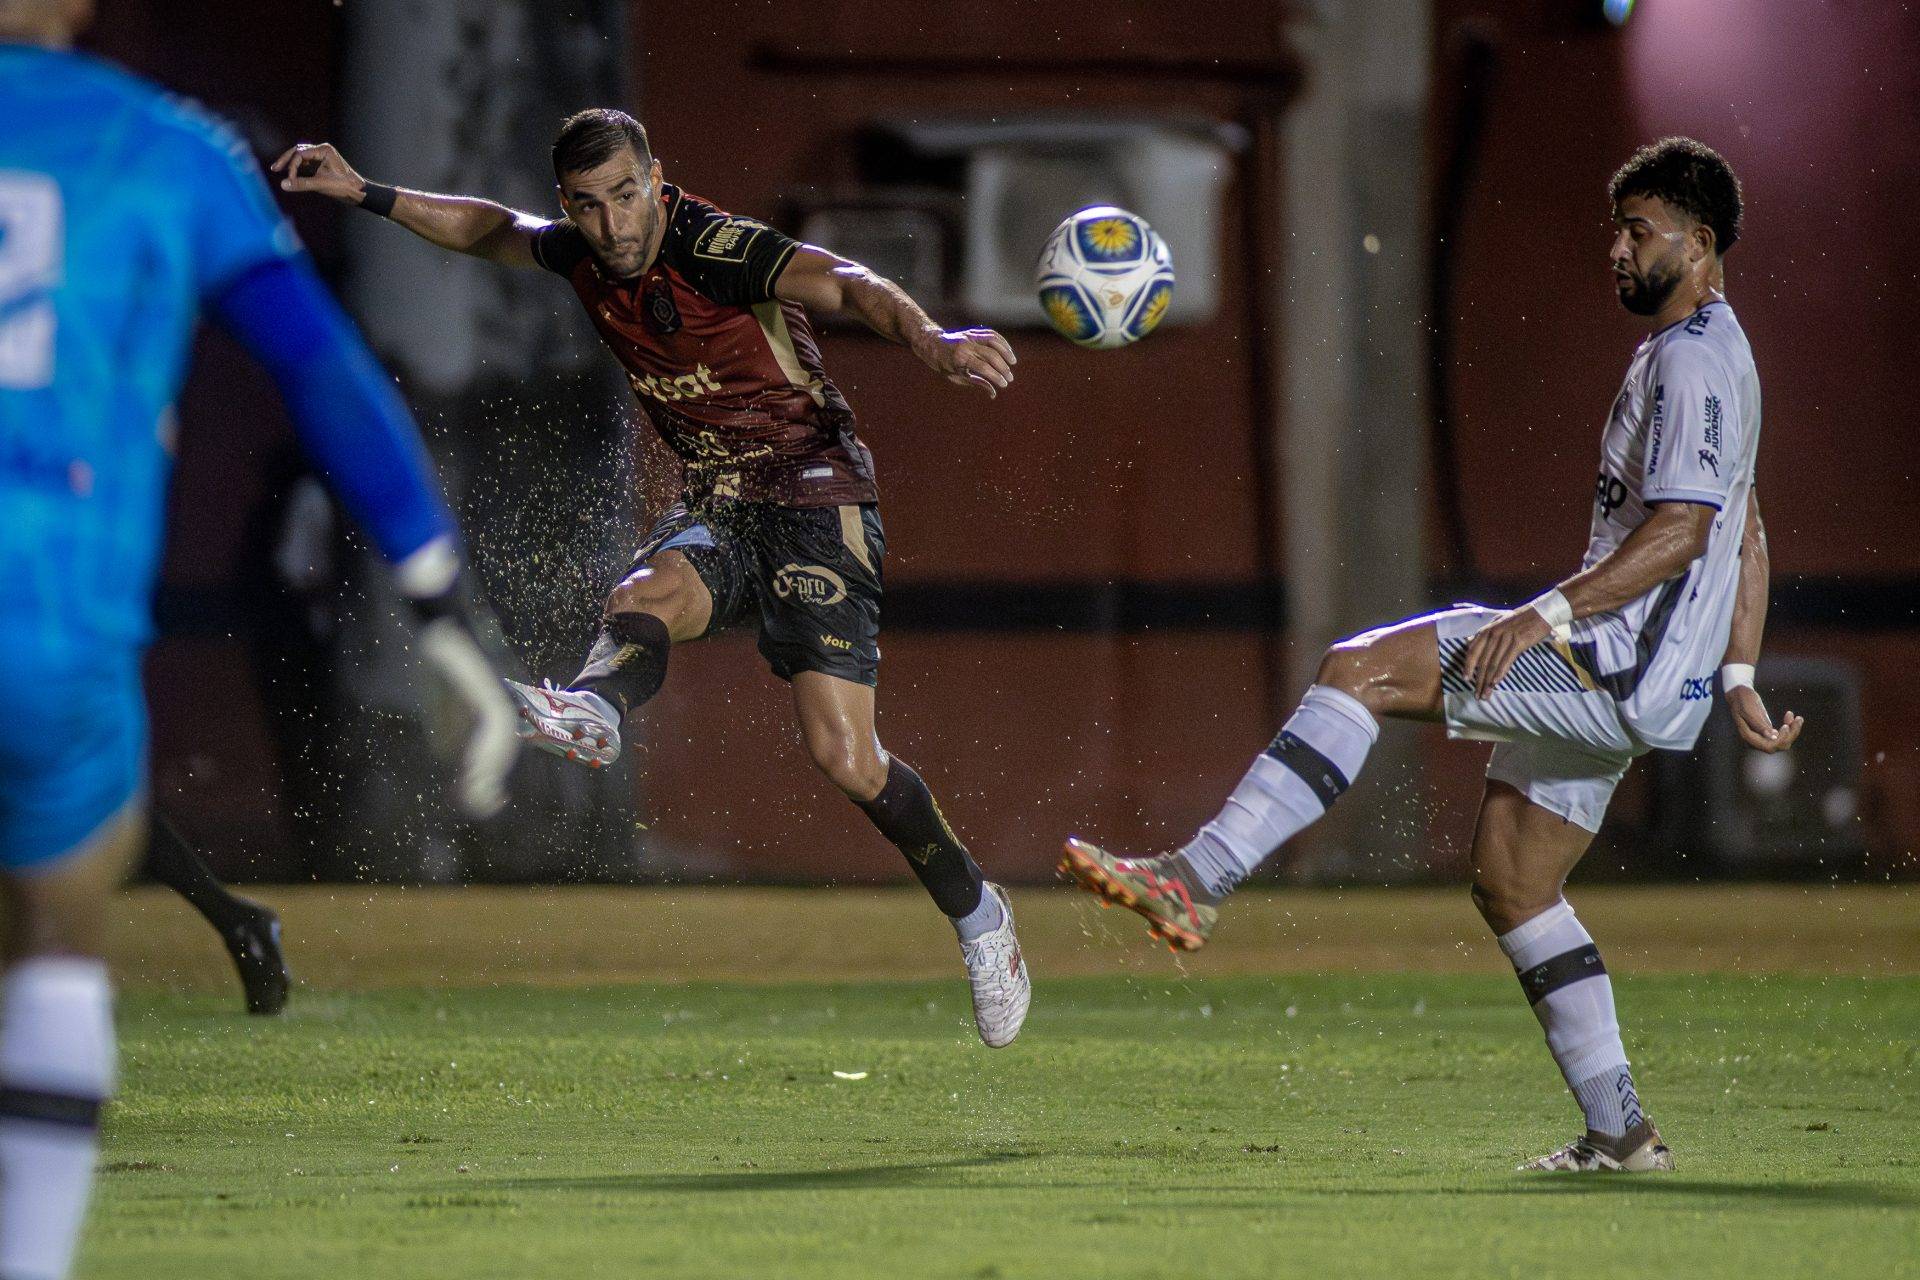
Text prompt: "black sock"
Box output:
[[855, 757, 985, 917], [145, 815, 255, 932], [569, 612, 671, 718]]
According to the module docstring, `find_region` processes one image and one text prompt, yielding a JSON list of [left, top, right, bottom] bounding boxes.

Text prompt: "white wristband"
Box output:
[[1721, 663, 1756, 693], [1527, 588, 1574, 641]]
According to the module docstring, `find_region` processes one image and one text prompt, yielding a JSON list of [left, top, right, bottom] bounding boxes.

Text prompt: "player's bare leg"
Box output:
[[1062, 613, 1444, 949], [1472, 782, 1671, 1172], [793, 672, 1030, 1047], [504, 549, 713, 767], [1, 803, 144, 1280]]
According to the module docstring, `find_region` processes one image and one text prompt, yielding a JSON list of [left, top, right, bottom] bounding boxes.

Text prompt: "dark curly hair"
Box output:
[[1609, 136, 1744, 254]]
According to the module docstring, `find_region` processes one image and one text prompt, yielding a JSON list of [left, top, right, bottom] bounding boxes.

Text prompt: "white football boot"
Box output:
[[1519, 1119, 1674, 1172], [502, 678, 621, 768], [960, 884, 1031, 1048]]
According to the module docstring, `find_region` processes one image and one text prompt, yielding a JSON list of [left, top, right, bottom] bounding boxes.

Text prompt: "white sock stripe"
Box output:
[[1560, 1036, 1631, 1088], [1301, 684, 1380, 740], [0, 961, 114, 1097], [1278, 687, 1379, 790], [0, 959, 115, 1280], [1495, 899, 1581, 967]]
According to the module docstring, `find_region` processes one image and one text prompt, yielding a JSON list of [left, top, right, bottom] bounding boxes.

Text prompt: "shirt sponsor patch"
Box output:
[[692, 217, 767, 263]]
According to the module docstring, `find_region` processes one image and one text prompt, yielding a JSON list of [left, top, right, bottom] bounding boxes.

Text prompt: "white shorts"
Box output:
[[1432, 607, 1646, 833]]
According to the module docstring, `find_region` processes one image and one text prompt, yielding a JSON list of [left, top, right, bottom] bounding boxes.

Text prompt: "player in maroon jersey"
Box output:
[[273, 110, 1030, 1046]]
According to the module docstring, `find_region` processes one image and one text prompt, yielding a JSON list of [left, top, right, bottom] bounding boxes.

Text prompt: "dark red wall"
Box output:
[[121, 0, 1917, 878], [1437, 0, 1920, 581], [632, 0, 1920, 881]]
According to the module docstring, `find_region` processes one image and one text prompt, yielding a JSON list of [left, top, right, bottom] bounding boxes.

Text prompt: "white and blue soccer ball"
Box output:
[[1034, 206, 1174, 350]]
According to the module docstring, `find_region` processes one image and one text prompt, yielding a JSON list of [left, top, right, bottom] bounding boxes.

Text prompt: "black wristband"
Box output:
[[360, 182, 399, 218]]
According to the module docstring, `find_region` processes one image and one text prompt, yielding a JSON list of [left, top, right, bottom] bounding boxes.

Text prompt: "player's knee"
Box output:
[[606, 569, 676, 618], [804, 734, 885, 800], [1316, 639, 1378, 701], [610, 549, 707, 615], [1470, 876, 1557, 935], [4, 879, 109, 964]]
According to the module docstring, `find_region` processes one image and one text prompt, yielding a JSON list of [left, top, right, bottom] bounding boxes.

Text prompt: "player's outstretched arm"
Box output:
[[774, 247, 1016, 398], [1463, 501, 1715, 697], [271, 142, 545, 268], [1721, 490, 1803, 752]]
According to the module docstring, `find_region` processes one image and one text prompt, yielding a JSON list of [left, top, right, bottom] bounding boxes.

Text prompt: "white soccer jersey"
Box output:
[[1572, 300, 1761, 750]]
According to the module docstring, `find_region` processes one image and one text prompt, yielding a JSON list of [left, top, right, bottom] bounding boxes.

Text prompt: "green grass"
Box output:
[[95, 974, 1919, 1279]]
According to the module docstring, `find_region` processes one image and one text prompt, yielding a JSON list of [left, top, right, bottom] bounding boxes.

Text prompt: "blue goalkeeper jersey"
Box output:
[[0, 43, 305, 666], [0, 43, 459, 674]]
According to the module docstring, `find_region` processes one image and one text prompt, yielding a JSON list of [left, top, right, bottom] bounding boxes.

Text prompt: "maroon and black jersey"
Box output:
[[532, 185, 878, 508]]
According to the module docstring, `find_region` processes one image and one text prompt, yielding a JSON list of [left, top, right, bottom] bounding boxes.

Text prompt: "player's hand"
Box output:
[[1727, 684, 1804, 754], [1461, 606, 1553, 699], [407, 592, 521, 818], [917, 328, 1016, 398], [270, 142, 369, 205]]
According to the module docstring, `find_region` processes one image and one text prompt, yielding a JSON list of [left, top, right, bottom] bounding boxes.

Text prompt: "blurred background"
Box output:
[[102, 0, 1918, 887]]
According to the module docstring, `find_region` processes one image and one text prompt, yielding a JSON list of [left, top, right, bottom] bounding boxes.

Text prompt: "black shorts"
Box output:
[[629, 500, 885, 685]]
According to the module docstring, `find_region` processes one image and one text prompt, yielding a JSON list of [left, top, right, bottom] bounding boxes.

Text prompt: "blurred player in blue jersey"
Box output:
[[0, 2, 519, 1275]]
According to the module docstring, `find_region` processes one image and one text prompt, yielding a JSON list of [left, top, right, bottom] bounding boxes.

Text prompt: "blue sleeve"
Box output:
[[210, 258, 456, 565], [176, 103, 303, 300]]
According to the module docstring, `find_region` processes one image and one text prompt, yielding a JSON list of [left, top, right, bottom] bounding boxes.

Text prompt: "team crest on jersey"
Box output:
[[692, 217, 766, 263], [773, 563, 847, 607], [643, 281, 682, 335]]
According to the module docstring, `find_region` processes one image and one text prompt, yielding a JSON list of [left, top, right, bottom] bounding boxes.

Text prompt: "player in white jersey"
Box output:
[[1060, 138, 1804, 1172]]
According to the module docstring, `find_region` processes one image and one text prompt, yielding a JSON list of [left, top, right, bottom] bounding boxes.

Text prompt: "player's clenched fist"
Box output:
[[270, 142, 368, 204]]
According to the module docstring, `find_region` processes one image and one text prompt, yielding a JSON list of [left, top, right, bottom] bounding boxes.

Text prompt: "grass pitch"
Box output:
[[93, 887, 1919, 1278]]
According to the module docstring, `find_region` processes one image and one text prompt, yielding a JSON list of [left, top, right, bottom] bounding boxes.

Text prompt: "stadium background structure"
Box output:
[[100, 0, 1920, 886]]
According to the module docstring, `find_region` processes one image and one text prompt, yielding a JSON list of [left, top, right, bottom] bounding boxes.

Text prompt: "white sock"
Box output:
[[1180, 685, 1379, 894], [1497, 900, 1638, 1137], [0, 958, 115, 1280], [952, 886, 1004, 944]]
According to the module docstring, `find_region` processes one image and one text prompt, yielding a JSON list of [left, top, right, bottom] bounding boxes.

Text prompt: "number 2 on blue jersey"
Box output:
[[0, 170, 62, 390]]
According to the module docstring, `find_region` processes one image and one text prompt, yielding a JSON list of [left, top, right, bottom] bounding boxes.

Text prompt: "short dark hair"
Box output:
[[552, 108, 651, 179], [1609, 136, 1744, 254]]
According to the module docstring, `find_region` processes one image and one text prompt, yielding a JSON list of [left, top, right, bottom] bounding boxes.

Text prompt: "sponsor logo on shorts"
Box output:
[[1680, 675, 1714, 702], [819, 633, 852, 651], [773, 563, 848, 607]]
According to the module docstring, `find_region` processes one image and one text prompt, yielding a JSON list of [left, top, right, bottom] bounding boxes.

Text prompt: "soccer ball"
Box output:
[[1034, 206, 1174, 349]]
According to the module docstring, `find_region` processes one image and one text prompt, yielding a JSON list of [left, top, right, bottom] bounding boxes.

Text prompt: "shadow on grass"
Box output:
[[484, 1151, 1038, 1195], [1289, 1179, 1918, 1209], [1500, 1178, 1919, 1208]]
